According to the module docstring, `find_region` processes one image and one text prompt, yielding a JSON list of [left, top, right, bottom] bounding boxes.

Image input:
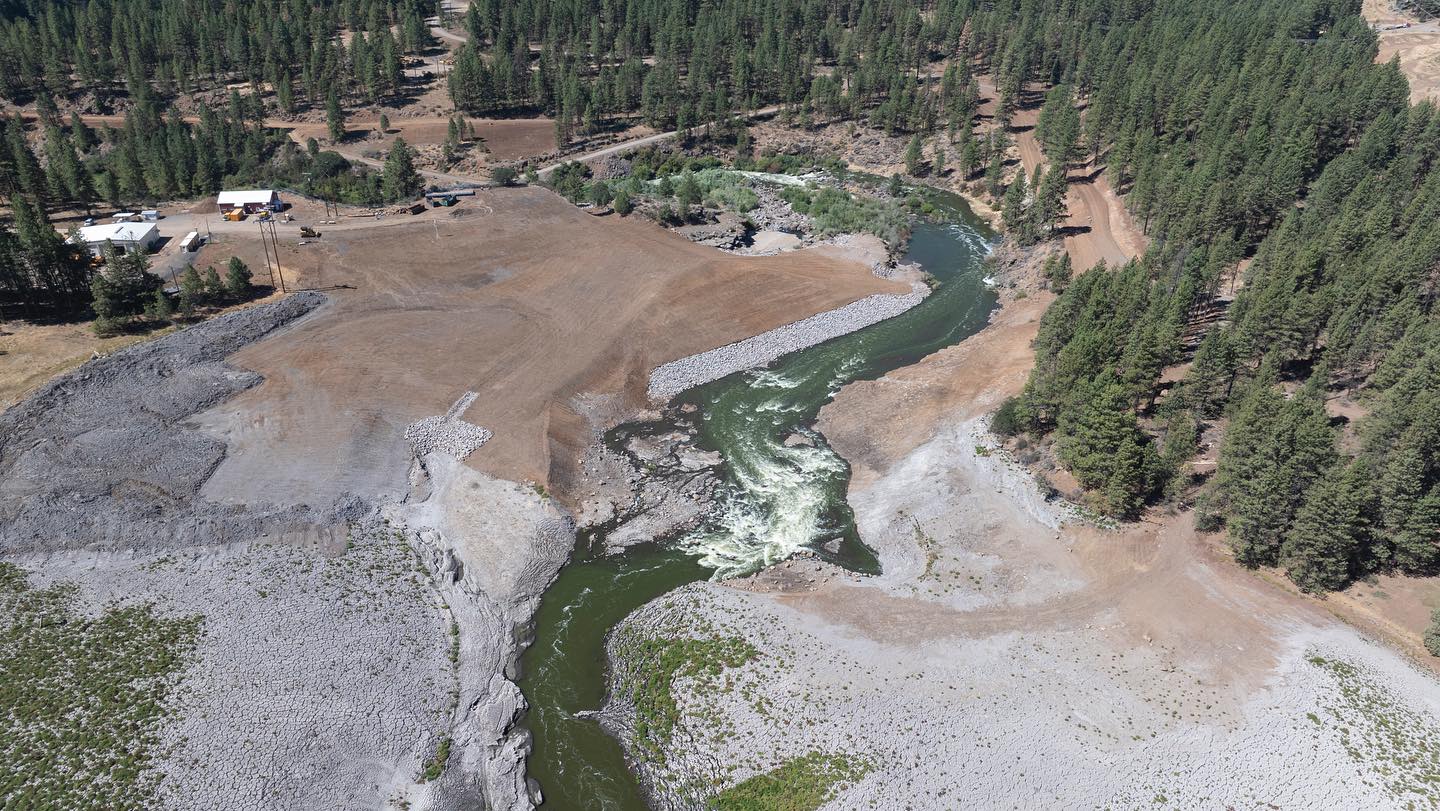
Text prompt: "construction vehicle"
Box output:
[[223, 209, 245, 221], [256, 210, 272, 221], [299, 226, 321, 238]]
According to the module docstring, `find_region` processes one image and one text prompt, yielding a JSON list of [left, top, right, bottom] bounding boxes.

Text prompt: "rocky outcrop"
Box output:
[[394, 455, 575, 811]]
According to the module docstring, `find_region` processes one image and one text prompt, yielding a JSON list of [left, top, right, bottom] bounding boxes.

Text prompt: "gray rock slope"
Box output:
[[0, 292, 364, 553]]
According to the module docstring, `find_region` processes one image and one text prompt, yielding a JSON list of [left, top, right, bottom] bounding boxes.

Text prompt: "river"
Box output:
[[517, 187, 996, 810]]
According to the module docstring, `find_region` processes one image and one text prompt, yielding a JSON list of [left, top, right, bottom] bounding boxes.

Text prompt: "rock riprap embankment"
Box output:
[[647, 283, 928, 401]]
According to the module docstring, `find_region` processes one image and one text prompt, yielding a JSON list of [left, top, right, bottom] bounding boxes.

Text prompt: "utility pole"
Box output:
[[257, 219, 278, 291], [267, 219, 287, 292]]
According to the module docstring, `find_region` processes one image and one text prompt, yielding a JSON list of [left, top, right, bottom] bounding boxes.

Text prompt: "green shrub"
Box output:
[[711, 752, 869, 811], [1425, 610, 1440, 657]]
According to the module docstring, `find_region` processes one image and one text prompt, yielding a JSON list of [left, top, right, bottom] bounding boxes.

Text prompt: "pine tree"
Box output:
[[1426, 609, 1440, 657], [904, 134, 923, 176], [327, 89, 345, 142], [202, 266, 226, 303], [1002, 171, 1030, 241], [91, 244, 161, 324], [382, 137, 422, 200], [224, 257, 253, 299], [1036, 165, 1068, 233], [1281, 462, 1372, 592], [179, 264, 204, 310], [143, 289, 174, 322]]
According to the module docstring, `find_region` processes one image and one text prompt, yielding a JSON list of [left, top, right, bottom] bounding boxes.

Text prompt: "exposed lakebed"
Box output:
[[519, 188, 996, 809]]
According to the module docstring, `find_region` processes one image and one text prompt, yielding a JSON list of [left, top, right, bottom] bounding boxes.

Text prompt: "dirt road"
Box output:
[[536, 106, 782, 178], [1012, 107, 1143, 269], [1364, 0, 1440, 102]]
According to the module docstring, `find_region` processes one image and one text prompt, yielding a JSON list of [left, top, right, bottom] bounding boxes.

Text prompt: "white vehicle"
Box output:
[[179, 231, 201, 252]]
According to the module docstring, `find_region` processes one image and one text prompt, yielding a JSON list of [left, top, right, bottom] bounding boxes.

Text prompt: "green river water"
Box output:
[[517, 187, 996, 809]]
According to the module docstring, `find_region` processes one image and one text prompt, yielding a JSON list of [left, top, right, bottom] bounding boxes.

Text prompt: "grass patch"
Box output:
[[612, 631, 758, 763], [1308, 653, 1440, 806], [913, 520, 940, 581], [0, 561, 201, 810], [711, 751, 870, 810], [420, 736, 451, 782]]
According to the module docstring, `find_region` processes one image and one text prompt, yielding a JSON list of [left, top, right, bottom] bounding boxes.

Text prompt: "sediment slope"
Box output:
[[0, 185, 918, 811], [0, 292, 361, 553], [195, 186, 906, 508]]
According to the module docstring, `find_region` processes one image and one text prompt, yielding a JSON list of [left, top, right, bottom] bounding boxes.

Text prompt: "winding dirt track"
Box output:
[[1011, 106, 1143, 270]]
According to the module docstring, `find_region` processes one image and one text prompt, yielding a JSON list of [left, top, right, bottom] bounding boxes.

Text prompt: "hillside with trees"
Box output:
[[979, 0, 1439, 594], [1, 0, 1437, 592]]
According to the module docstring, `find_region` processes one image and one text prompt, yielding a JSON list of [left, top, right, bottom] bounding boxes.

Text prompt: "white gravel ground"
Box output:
[[621, 586, 1433, 809], [15, 524, 454, 811], [607, 411, 1440, 809]]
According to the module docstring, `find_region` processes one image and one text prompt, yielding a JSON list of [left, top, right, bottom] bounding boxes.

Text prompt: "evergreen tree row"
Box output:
[[0, 0, 434, 108], [991, 0, 1439, 591]]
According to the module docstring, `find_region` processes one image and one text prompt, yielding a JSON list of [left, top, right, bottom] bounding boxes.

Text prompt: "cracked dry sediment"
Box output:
[[646, 281, 928, 401], [391, 454, 575, 811]]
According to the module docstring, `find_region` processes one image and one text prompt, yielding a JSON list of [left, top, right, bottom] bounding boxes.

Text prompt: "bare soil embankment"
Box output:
[[0, 181, 907, 810]]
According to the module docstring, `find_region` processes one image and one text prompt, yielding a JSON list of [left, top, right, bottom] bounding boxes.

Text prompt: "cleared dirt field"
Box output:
[[195, 186, 905, 510], [1365, 0, 1440, 103]]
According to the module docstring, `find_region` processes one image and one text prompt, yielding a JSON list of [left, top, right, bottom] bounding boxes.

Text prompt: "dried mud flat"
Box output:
[[0, 186, 913, 810], [607, 271, 1440, 808]]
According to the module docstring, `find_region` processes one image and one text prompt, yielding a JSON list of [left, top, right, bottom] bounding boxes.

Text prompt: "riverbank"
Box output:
[[604, 239, 1440, 807], [0, 184, 927, 811], [647, 275, 928, 401]]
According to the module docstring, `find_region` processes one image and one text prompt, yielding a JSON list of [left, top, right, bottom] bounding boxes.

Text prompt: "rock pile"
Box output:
[[745, 183, 814, 234], [0, 291, 367, 554], [405, 391, 493, 459], [647, 283, 929, 401]]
